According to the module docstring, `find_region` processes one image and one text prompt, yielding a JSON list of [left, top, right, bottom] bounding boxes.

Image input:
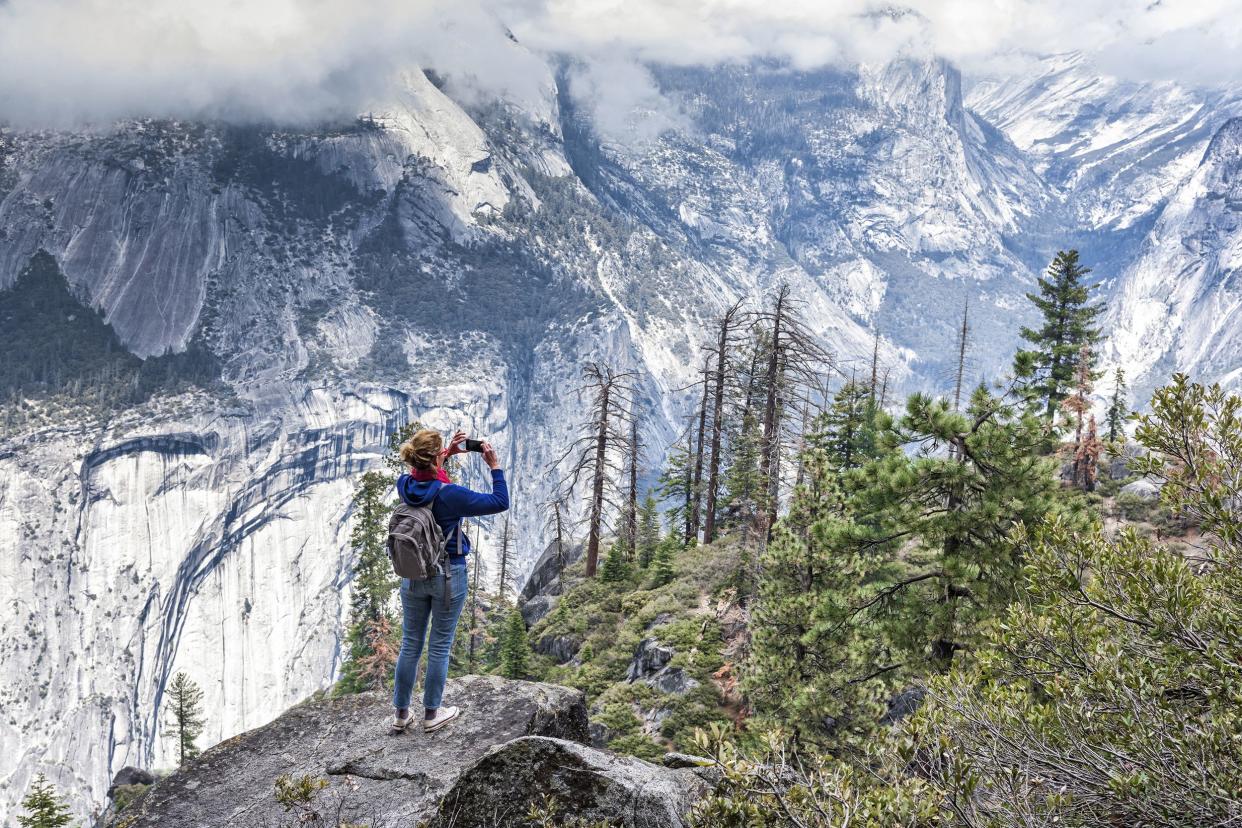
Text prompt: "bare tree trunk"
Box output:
[[953, 300, 970, 412], [758, 286, 787, 536], [869, 328, 880, 404], [553, 501, 566, 584], [498, 515, 512, 602], [627, 414, 639, 557], [689, 355, 710, 542], [703, 303, 741, 544], [586, 380, 611, 577]]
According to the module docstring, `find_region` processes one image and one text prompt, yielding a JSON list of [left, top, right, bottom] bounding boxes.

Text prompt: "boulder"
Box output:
[[535, 634, 582, 665], [519, 540, 585, 604], [1121, 477, 1162, 501], [108, 766, 156, 795], [107, 676, 587, 828], [429, 736, 709, 828], [626, 637, 675, 682], [663, 752, 715, 769], [521, 593, 557, 626], [650, 666, 700, 696], [589, 720, 612, 748], [880, 686, 927, 725]]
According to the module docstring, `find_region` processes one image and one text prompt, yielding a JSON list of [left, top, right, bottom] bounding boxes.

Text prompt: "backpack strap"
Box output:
[[427, 484, 458, 611]]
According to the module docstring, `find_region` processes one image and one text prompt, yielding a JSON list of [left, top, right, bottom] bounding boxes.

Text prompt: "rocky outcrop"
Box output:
[[536, 634, 582, 665], [107, 676, 588, 828], [627, 638, 675, 682], [106, 676, 709, 828], [627, 637, 698, 696], [429, 736, 710, 828]]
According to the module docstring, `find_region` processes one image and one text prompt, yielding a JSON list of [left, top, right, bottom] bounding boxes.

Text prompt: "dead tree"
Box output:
[[542, 497, 570, 589], [550, 363, 638, 577], [626, 411, 641, 557], [754, 284, 834, 536], [496, 514, 514, 603], [952, 300, 971, 412], [688, 354, 710, 542], [703, 300, 747, 544]]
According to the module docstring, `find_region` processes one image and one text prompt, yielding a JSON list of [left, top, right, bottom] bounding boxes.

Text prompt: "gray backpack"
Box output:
[[387, 490, 456, 608]]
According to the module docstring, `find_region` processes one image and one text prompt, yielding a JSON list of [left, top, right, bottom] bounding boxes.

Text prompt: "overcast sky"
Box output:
[[0, 0, 1238, 129]]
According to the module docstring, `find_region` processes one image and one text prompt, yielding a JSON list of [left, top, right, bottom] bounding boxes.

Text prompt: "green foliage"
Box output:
[[162, 671, 206, 767], [636, 494, 661, 568], [348, 470, 398, 622], [649, 535, 679, 587], [499, 609, 531, 679], [110, 783, 148, 815], [528, 540, 742, 756], [17, 774, 73, 828], [688, 727, 944, 828], [273, 774, 328, 811], [912, 509, 1242, 827], [718, 411, 764, 533], [748, 382, 1078, 744], [808, 379, 881, 472], [1015, 249, 1103, 420], [1106, 366, 1129, 443], [599, 541, 632, 583]]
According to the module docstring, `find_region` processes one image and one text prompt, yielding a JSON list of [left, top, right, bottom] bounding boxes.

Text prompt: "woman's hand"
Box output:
[[481, 443, 501, 470], [444, 430, 468, 458]]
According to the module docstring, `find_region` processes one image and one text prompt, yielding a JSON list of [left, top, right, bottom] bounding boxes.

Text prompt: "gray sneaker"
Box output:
[[423, 706, 460, 733], [390, 712, 415, 734]]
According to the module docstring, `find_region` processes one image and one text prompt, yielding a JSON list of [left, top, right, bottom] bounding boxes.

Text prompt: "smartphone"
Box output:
[[464, 438, 485, 453]]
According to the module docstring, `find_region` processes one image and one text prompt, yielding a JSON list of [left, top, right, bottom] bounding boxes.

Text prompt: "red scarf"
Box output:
[[411, 466, 451, 483]]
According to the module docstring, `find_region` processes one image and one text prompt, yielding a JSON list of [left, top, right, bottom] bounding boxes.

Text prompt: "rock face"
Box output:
[[108, 676, 589, 828], [627, 638, 675, 682], [536, 634, 583, 665], [430, 736, 709, 828]]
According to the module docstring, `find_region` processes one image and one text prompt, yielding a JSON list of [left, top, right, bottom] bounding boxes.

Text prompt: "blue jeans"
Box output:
[[393, 561, 469, 711]]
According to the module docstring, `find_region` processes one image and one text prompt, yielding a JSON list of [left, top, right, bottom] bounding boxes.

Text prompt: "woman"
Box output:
[[391, 428, 508, 733]]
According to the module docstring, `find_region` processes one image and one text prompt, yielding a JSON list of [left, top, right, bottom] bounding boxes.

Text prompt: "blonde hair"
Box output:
[[399, 429, 443, 471]]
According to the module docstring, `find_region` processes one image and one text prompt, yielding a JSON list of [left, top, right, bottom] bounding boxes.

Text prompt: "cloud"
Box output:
[[505, 0, 1242, 85], [0, 0, 547, 128], [0, 0, 1238, 130]]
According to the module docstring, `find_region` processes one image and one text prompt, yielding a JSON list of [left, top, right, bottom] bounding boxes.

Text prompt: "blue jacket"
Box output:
[[396, 469, 509, 559]]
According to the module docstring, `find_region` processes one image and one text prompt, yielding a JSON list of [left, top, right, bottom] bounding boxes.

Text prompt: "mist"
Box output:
[[0, 0, 1238, 131]]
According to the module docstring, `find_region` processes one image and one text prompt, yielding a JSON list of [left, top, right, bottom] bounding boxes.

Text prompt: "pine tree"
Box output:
[[719, 410, 764, 532], [650, 534, 678, 587], [810, 380, 881, 473], [348, 470, 397, 622], [636, 494, 660, 567], [748, 380, 1079, 742], [1016, 250, 1103, 421], [496, 514, 515, 605], [657, 425, 695, 540], [1106, 366, 1129, 443], [17, 774, 72, 828], [162, 671, 206, 766], [600, 540, 632, 583], [498, 609, 530, 679]]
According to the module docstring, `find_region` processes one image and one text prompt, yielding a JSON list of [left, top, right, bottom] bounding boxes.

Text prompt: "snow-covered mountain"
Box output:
[[3, 46, 1241, 821]]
